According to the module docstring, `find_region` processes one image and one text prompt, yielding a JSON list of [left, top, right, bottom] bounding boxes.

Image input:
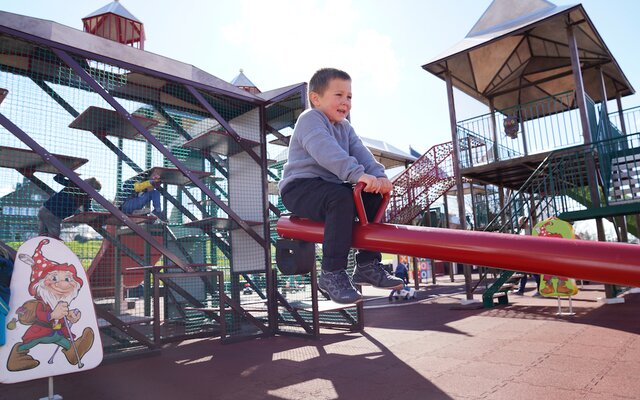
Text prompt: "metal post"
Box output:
[[616, 94, 628, 135], [489, 99, 498, 163], [114, 228, 122, 314], [616, 92, 640, 242], [470, 183, 477, 230], [597, 66, 610, 124], [567, 22, 605, 241], [498, 185, 505, 227], [567, 23, 593, 143], [259, 104, 276, 335], [597, 66, 611, 255], [520, 109, 529, 156], [444, 71, 473, 301]]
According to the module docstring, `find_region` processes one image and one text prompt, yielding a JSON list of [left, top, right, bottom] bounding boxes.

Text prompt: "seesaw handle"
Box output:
[[353, 182, 390, 226]]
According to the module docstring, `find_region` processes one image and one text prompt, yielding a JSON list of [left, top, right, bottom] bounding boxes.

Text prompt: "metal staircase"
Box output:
[[479, 129, 640, 306], [386, 141, 458, 224]]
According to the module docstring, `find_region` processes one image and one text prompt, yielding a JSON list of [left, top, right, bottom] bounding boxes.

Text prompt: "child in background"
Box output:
[[395, 258, 410, 285], [278, 68, 403, 304], [120, 173, 167, 223], [38, 173, 102, 239]]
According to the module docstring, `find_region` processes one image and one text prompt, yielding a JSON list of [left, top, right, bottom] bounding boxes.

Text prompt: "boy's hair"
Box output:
[[84, 177, 102, 191], [308, 68, 351, 108]]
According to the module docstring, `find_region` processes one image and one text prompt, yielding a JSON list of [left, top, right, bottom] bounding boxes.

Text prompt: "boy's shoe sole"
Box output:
[[318, 287, 363, 304], [131, 207, 151, 216], [352, 263, 405, 290]]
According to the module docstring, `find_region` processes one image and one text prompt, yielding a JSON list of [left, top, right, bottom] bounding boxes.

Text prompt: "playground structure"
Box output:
[[0, 4, 326, 359], [380, 0, 640, 305], [0, 0, 639, 365]]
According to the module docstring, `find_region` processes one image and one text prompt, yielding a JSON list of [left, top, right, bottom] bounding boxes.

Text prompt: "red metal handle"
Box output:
[[353, 182, 390, 226]]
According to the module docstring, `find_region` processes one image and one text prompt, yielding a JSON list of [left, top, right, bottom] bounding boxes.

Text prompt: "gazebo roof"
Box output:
[[422, 0, 635, 113], [231, 69, 258, 89], [84, 1, 141, 22], [359, 137, 417, 169], [272, 136, 416, 170]]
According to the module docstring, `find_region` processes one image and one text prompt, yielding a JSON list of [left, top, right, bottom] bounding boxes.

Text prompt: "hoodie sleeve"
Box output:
[[296, 112, 365, 183], [348, 130, 387, 178]]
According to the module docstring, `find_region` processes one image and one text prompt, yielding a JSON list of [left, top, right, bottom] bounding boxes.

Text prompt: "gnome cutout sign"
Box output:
[[0, 237, 102, 384]]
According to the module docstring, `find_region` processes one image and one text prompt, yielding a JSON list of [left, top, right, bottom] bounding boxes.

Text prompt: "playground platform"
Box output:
[[2, 277, 639, 400]]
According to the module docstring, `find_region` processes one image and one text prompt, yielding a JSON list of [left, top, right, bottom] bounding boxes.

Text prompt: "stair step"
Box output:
[[611, 170, 638, 179], [498, 284, 516, 292], [610, 189, 640, 199], [505, 274, 525, 283], [612, 178, 639, 187], [613, 153, 640, 164]]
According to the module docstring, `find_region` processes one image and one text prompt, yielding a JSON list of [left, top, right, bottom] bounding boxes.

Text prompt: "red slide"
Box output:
[[88, 226, 163, 297], [277, 183, 640, 288]]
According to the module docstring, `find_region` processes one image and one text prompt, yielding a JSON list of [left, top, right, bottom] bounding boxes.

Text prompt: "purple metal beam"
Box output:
[[257, 103, 276, 331], [35, 75, 204, 226], [51, 47, 267, 250], [263, 84, 307, 105], [0, 111, 192, 272], [0, 25, 264, 106], [185, 85, 262, 166]]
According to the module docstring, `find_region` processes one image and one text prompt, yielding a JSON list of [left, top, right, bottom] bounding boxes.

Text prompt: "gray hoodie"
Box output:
[[278, 109, 386, 192]]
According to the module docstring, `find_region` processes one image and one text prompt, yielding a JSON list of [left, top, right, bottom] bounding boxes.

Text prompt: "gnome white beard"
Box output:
[[34, 279, 80, 311]]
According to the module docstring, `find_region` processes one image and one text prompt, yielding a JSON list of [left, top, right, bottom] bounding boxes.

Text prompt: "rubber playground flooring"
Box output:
[[2, 277, 639, 400]]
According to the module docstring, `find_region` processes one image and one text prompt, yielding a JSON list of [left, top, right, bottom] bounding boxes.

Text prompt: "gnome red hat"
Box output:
[[28, 239, 83, 296]]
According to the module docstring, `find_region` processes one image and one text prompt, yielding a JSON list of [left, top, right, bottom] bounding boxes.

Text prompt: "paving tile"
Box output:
[[535, 353, 609, 375], [605, 360, 640, 378], [483, 382, 589, 400], [518, 363, 601, 391], [429, 373, 503, 398], [590, 374, 640, 398]]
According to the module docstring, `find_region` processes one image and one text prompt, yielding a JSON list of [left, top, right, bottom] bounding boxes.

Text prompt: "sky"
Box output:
[[2, 0, 640, 157]]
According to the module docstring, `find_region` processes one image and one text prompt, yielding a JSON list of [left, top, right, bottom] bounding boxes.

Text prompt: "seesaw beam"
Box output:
[[277, 216, 640, 288]]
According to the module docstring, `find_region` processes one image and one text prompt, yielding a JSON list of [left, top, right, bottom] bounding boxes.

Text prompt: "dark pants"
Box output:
[[38, 206, 62, 238], [518, 274, 541, 292], [281, 178, 383, 272], [121, 190, 161, 214]]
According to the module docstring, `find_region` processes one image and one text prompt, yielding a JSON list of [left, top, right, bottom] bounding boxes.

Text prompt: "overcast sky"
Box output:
[[3, 0, 639, 157]]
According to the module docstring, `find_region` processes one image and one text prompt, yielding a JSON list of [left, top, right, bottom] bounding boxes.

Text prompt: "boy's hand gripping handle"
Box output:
[[353, 182, 390, 226]]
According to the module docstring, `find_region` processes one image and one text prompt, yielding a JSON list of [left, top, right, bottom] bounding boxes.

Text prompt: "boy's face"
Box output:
[[310, 78, 351, 124]]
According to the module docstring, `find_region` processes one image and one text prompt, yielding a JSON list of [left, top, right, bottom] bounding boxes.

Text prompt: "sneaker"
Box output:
[[513, 290, 524, 295], [532, 292, 542, 298], [352, 261, 404, 289], [318, 270, 362, 304], [152, 210, 168, 223], [131, 207, 151, 216]]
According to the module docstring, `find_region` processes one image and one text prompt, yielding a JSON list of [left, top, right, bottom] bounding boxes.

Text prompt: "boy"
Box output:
[[120, 172, 167, 223], [278, 68, 403, 304], [38, 173, 102, 239]]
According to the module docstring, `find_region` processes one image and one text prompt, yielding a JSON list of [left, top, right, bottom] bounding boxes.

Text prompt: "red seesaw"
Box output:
[[277, 182, 640, 288]]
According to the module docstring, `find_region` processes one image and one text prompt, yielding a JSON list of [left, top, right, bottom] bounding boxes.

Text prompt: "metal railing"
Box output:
[[485, 131, 640, 233], [608, 105, 640, 137], [456, 91, 590, 167], [386, 141, 457, 224]]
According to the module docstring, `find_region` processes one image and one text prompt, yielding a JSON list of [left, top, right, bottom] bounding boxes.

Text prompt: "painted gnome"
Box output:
[[532, 217, 579, 297], [7, 239, 94, 371]]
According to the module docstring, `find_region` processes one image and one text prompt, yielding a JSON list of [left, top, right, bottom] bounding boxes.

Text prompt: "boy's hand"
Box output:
[[377, 177, 393, 194], [357, 174, 379, 193]]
